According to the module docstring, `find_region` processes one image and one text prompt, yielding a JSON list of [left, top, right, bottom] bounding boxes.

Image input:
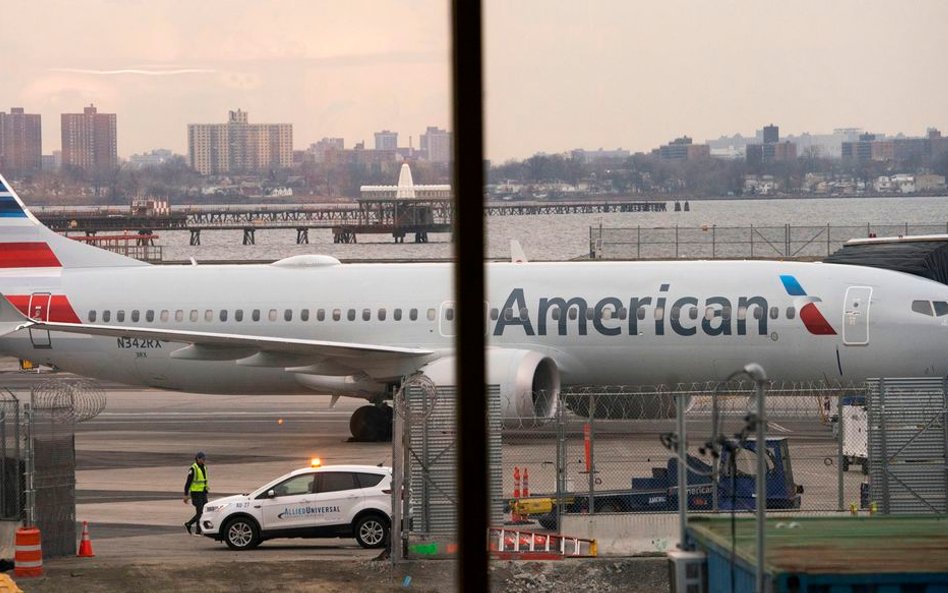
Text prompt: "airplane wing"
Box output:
[[0, 294, 434, 375]]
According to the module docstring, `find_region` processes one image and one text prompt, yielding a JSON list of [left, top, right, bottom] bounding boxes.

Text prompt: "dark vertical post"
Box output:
[[837, 394, 844, 511], [452, 1, 487, 592]]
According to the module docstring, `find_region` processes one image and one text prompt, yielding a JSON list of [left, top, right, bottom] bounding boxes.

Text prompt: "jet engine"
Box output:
[[418, 348, 560, 424]]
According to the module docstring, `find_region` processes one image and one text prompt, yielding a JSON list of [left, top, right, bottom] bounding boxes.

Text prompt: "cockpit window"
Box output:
[[935, 301, 948, 316], [912, 300, 934, 316]]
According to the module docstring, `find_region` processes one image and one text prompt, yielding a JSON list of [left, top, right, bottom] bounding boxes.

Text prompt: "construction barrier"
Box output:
[[77, 521, 94, 557], [507, 467, 530, 524], [13, 528, 41, 578], [489, 527, 597, 560]]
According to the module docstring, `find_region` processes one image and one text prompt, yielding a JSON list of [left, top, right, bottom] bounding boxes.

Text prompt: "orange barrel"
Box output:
[[14, 527, 42, 578]]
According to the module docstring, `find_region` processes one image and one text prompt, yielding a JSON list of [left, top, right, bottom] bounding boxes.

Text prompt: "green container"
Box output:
[[686, 516, 948, 592]]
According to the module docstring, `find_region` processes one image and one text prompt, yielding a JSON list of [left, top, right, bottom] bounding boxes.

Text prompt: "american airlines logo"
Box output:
[[493, 286, 773, 338], [779, 275, 837, 335], [493, 278, 836, 338]]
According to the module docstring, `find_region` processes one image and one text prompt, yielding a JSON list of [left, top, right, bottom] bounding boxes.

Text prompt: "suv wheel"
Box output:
[[223, 517, 261, 550], [354, 514, 389, 549]]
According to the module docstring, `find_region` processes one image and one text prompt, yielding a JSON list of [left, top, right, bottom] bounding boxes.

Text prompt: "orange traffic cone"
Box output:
[[77, 521, 95, 558]]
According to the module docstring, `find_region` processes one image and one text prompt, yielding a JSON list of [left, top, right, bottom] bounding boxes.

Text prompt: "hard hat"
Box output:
[[195, 451, 207, 460]]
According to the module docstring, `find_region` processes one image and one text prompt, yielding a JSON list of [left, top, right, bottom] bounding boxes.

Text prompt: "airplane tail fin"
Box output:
[[0, 174, 148, 269]]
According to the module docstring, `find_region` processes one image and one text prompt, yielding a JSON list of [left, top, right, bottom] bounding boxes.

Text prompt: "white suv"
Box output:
[[199, 464, 393, 550]]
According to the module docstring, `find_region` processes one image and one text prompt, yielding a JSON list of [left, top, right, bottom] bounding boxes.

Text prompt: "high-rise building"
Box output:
[[746, 141, 797, 164], [374, 130, 398, 151], [187, 109, 293, 175], [0, 107, 42, 176], [306, 137, 345, 164], [842, 135, 876, 162], [762, 124, 779, 144], [420, 126, 452, 163], [658, 136, 710, 160], [61, 104, 117, 172]]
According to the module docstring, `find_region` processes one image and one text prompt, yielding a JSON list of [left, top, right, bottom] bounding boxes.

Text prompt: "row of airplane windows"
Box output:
[[85, 303, 793, 325], [88, 306, 448, 324]]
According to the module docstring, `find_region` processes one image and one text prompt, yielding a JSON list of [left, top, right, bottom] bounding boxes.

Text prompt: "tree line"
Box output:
[[13, 148, 948, 206]]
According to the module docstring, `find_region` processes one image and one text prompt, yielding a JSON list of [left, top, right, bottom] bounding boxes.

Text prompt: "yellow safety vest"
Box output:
[[189, 463, 208, 493]]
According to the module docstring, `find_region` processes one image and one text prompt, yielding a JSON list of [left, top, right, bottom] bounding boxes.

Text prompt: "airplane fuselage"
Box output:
[[2, 259, 947, 395]]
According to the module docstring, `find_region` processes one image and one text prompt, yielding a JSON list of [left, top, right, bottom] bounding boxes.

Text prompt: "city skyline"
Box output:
[[1, 1, 945, 162], [4, 102, 945, 169]]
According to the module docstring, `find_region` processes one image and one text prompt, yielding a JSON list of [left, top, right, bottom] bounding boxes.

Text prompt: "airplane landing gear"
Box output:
[[349, 404, 393, 442]]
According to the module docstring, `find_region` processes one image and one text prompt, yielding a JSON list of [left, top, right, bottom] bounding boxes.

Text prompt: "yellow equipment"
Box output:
[[510, 497, 554, 516]]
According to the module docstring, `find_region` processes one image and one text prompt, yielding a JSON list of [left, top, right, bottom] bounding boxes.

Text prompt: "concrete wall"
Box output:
[[562, 513, 679, 556]]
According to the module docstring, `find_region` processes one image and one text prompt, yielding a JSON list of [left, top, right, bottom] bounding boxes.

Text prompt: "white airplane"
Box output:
[[1, 174, 948, 440]]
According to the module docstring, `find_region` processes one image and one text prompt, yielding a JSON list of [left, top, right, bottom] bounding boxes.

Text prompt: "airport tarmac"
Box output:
[[1, 367, 668, 592]]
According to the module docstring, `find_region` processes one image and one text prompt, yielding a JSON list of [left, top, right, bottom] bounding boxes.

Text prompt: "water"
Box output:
[[153, 196, 948, 263]]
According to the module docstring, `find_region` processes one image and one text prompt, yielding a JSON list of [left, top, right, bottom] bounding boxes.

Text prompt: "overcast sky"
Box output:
[[2, 1, 945, 161]]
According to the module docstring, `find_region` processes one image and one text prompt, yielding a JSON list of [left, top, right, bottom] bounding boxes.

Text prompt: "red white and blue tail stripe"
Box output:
[[0, 173, 147, 269]]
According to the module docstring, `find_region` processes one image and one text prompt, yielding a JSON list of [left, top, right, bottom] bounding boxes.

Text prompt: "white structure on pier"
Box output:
[[360, 163, 452, 200]]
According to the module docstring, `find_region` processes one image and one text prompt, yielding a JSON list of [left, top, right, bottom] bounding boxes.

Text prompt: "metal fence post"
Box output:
[[676, 393, 689, 549], [391, 388, 405, 563], [555, 391, 566, 533], [711, 387, 719, 513], [23, 403, 35, 528], [837, 394, 844, 512], [587, 393, 596, 515], [753, 373, 767, 593]]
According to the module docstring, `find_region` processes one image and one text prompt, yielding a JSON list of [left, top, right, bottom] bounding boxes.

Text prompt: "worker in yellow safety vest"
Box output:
[[183, 451, 209, 536]]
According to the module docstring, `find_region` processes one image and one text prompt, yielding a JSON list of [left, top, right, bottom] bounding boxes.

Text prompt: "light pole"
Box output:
[[743, 363, 769, 593], [710, 363, 769, 592]]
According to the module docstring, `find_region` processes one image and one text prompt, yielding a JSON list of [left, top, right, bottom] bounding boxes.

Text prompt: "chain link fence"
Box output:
[[29, 382, 79, 558], [589, 223, 948, 260], [0, 378, 106, 559], [0, 390, 23, 522], [392, 380, 503, 560], [500, 380, 873, 533]]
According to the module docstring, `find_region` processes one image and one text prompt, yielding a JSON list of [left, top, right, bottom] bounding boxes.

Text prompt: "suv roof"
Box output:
[[283, 464, 392, 478]]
